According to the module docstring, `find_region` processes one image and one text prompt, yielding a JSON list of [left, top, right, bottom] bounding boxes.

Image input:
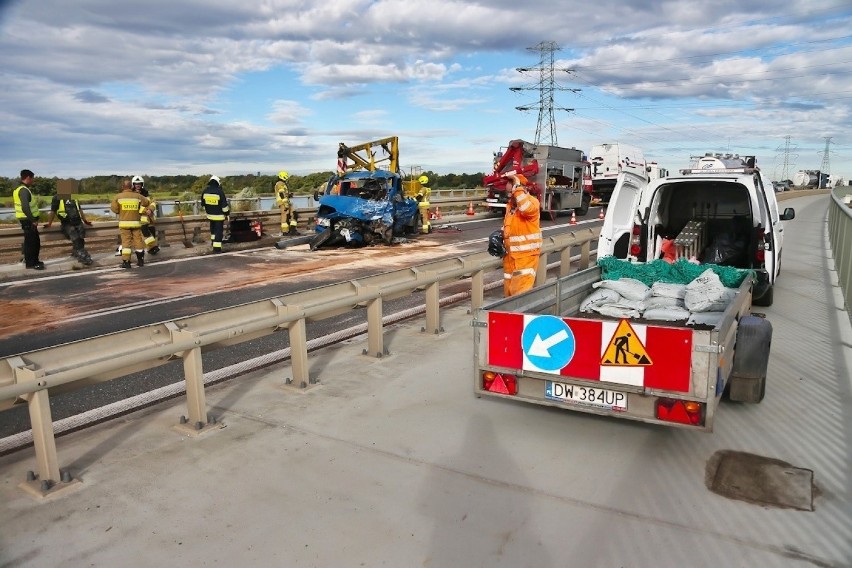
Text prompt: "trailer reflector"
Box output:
[[482, 372, 518, 395], [655, 398, 704, 426]]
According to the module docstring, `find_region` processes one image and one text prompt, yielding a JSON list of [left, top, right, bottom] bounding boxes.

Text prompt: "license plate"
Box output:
[[545, 381, 627, 411]]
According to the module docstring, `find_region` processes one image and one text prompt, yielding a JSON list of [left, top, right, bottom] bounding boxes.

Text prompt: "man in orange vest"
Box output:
[[502, 173, 541, 296]]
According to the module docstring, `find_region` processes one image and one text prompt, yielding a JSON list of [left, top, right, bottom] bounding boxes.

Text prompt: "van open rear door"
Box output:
[[597, 172, 649, 259]]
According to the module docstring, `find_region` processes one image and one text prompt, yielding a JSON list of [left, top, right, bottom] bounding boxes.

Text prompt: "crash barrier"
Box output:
[[0, 195, 487, 256], [827, 186, 852, 319], [0, 227, 599, 497]]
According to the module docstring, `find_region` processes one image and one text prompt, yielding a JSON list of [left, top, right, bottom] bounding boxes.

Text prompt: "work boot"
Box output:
[[136, 251, 145, 267], [149, 245, 160, 255], [121, 260, 132, 269]]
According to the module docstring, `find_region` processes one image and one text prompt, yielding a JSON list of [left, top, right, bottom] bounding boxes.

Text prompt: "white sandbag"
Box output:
[[643, 306, 690, 322], [700, 287, 739, 312], [644, 296, 686, 310], [684, 269, 727, 312], [593, 278, 651, 301], [580, 288, 622, 312], [686, 311, 726, 327], [590, 304, 642, 319], [650, 281, 687, 299]]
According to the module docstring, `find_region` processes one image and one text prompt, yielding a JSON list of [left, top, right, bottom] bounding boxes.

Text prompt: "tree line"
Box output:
[[0, 171, 487, 200]]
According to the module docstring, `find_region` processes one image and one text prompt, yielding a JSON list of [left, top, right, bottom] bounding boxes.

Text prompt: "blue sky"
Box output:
[[1, 0, 851, 183]]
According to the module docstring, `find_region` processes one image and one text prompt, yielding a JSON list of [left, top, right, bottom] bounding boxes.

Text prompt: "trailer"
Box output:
[[473, 265, 772, 431]]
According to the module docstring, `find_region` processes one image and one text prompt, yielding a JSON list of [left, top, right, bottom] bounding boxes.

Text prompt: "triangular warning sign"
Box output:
[[601, 319, 652, 366]]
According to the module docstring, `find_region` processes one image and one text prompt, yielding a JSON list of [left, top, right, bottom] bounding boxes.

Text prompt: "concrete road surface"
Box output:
[[0, 195, 850, 567]]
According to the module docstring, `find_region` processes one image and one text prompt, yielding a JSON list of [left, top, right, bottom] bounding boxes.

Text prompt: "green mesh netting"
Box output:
[[597, 257, 754, 288]]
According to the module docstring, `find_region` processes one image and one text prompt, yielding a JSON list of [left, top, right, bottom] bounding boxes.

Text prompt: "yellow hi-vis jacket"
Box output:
[[110, 190, 150, 229], [13, 184, 40, 221], [503, 186, 541, 258]]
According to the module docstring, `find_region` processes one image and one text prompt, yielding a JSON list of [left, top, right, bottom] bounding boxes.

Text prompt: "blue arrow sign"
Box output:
[[522, 315, 576, 372]]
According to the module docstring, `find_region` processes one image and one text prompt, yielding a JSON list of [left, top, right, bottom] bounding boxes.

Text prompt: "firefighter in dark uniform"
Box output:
[[13, 169, 44, 270], [133, 175, 160, 255], [43, 192, 94, 265], [201, 175, 230, 253]]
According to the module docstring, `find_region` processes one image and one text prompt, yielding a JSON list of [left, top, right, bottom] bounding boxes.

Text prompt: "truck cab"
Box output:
[[599, 153, 795, 306]]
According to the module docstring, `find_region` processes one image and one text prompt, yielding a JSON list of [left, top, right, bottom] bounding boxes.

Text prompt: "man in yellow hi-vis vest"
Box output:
[[13, 169, 44, 270]]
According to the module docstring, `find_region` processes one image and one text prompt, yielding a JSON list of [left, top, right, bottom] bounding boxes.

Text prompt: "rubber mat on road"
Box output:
[[706, 450, 814, 511]]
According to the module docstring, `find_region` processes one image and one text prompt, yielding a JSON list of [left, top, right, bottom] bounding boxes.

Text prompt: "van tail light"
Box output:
[[655, 398, 704, 426], [482, 371, 518, 395], [629, 224, 644, 257], [754, 228, 766, 263]]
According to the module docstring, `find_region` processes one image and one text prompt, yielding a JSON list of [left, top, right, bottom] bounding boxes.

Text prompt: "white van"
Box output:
[[588, 142, 647, 203], [598, 153, 795, 306]]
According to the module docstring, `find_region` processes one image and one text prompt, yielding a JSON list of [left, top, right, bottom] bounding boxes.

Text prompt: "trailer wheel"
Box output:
[[727, 315, 772, 403]]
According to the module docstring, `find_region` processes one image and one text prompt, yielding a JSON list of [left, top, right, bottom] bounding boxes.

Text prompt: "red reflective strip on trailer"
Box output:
[[643, 325, 693, 392], [487, 311, 524, 368], [560, 318, 602, 381]]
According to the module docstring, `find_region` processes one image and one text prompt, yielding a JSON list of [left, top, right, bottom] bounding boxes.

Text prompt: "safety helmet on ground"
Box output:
[[278, 170, 290, 181], [418, 175, 429, 185], [131, 175, 144, 186], [487, 230, 506, 258], [210, 175, 221, 184]]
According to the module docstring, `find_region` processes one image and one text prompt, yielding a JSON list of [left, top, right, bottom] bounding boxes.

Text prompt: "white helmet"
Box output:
[[131, 175, 144, 186], [210, 175, 221, 184]]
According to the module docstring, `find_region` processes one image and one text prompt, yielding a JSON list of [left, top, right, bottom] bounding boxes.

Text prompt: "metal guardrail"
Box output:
[[0, 227, 599, 496], [0, 195, 487, 254], [827, 186, 852, 319]]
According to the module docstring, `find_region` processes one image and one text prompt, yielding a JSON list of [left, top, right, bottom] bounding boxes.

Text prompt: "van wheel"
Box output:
[[753, 285, 774, 307]]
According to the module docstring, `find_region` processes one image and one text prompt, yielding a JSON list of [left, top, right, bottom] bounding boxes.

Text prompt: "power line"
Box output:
[[510, 41, 579, 146]]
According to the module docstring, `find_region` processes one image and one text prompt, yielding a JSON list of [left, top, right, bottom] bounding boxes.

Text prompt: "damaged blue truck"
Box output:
[[310, 137, 430, 251]]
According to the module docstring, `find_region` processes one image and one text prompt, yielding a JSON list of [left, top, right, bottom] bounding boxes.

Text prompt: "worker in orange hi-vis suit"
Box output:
[[502, 173, 542, 296]]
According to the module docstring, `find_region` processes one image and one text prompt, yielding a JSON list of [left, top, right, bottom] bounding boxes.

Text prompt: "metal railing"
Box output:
[[0, 195, 487, 256], [0, 227, 599, 496], [827, 186, 852, 319]]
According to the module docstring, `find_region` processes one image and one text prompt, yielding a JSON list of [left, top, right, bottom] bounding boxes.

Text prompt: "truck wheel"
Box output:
[[752, 285, 774, 307], [577, 193, 591, 216]]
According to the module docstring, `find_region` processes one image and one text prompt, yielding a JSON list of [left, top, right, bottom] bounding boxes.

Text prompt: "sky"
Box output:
[[1, 0, 851, 183]]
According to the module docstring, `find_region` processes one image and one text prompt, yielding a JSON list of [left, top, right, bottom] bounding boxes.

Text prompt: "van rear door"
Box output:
[[597, 172, 649, 259]]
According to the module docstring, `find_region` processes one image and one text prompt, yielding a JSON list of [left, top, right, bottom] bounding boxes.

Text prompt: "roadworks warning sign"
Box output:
[[601, 319, 652, 366]]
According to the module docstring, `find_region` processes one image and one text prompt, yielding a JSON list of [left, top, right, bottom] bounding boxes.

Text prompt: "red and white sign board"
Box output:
[[487, 311, 694, 393]]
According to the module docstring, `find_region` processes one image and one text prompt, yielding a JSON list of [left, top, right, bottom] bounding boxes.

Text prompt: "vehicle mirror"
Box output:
[[313, 190, 321, 201]]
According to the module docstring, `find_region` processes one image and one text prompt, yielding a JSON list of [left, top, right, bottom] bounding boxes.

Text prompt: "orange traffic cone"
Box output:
[[570, 209, 577, 225], [599, 207, 605, 220], [466, 202, 475, 216]]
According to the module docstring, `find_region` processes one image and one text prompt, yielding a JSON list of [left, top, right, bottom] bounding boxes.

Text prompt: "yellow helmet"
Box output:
[[278, 170, 290, 181], [418, 175, 429, 185]]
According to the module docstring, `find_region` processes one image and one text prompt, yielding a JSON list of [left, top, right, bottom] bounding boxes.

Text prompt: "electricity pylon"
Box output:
[[819, 136, 833, 174], [511, 41, 579, 146]]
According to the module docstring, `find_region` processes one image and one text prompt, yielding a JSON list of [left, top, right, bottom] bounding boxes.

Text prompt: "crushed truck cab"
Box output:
[[310, 137, 423, 250]]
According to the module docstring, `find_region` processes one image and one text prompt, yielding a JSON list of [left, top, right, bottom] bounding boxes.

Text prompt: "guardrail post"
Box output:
[[536, 254, 547, 287], [11, 359, 82, 497], [424, 280, 442, 334], [287, 310, 310, 388], [167, 324, 221, 436], [560, 244, 574, 277], [471, 270, 485, 311], [579, 240, 591, 269], [366, 293, 384, 357]]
